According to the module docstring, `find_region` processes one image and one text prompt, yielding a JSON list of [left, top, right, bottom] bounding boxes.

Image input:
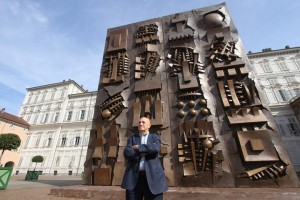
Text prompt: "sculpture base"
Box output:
[[50, 185, 300, 199]]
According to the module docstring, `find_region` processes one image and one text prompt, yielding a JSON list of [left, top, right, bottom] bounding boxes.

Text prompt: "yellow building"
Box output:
[[0, 109, 29, 170]]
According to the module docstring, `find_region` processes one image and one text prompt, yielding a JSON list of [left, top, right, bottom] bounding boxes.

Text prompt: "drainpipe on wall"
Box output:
[[48, 125, 62, 174], [76, 124, 88, 176]]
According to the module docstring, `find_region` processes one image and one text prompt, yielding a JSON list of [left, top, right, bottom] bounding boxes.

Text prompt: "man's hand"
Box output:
[[132, 145, 139, 151], [132, 145, 146, 156]]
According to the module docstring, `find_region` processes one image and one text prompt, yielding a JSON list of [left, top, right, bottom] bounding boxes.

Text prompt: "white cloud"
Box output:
[[0, 0, 48, 26], [0, 0, 101, 94]]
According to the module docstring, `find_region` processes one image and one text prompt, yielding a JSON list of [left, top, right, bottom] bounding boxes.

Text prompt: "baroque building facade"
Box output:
[[15, 80, 97, 175], [248, 46, 300, 172]]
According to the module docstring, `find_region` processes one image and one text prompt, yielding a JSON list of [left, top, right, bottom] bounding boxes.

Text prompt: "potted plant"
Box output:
[[25, 155, 44, 180]]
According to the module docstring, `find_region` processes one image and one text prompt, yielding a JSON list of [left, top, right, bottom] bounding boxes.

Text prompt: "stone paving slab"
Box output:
[[2, 175, 300, 200], [50, 186, 300, 200], [1, 175, 84, 200]]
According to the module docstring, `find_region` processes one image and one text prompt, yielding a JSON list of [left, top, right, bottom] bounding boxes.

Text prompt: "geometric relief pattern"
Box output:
[[178, 120, 223, 184], [83, 3, 298, 188], [207, 23, 289, 182]]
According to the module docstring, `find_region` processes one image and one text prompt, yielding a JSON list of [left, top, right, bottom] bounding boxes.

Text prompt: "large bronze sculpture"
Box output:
[[83, 3, 299, 187]]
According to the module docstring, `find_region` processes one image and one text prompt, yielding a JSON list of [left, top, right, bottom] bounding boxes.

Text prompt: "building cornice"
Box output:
[[68, 91, 97, 99], [29, 120, 92, 130], [256, 71, 300, 78], [27, 80, 86, 93], [247, 47, 300, 59]]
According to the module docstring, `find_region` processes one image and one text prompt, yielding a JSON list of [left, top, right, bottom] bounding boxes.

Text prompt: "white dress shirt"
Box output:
[[139, 133, 149, 171]]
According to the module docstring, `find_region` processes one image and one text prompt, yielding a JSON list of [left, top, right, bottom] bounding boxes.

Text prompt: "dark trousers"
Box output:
[[126, 172, 163, 200]]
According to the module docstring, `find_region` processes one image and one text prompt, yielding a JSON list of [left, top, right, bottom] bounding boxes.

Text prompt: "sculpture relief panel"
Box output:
[[83, 3, 299, 188]]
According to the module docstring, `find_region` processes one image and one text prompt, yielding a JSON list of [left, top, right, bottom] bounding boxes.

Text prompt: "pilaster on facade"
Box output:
[[16, 80, 97, 176]]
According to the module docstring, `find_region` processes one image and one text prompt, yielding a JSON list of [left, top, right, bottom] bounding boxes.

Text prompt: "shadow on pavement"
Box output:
[[28, 179, 82, 187]]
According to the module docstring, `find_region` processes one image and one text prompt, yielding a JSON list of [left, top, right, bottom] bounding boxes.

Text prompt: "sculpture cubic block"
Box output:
[[83, 3, 299, 187]]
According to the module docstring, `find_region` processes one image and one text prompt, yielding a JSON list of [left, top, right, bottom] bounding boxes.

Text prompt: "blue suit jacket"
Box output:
[[121, 133, 168, 195]]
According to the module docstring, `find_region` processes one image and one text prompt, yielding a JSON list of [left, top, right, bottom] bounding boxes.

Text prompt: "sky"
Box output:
[[0, 0, 299, 115]]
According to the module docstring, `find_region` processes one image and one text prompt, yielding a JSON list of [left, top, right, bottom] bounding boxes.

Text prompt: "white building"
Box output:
[[248, 46, 300, 172], [16, 80, 97, 176]]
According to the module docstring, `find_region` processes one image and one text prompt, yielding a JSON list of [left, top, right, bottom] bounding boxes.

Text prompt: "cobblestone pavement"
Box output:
[[0, 175, 85, 200]]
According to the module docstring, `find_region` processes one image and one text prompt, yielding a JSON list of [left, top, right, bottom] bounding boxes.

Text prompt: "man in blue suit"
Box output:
[[121, 117, 168, 200]]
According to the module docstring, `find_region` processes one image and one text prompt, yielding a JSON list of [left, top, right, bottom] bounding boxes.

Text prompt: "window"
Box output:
[[17, 157, 23, 167], [24, 135, 31, 148], [292, 58, 300, 69], [33, 115, 38, 124], [277, 61, 289, 71], [41, 93, 46, 101], [278, 124, 286, 136], [268, 78, 278, 85], [75, 136, 80, 146], [61, 138, 66, 146], [61, 134, 67, 146], [285, 76, 296, 83], [67, 111, 72, 121], [80, 110, 85, 120], [56, 103, 62, 109], [51, 92, 55, 100], [55, 156, 61, 167], [34, 95, 39, 103], [278, 89, 289, 101], [35, 134, 42, 147], [287, 118, 300, 135], [27, 96, 32, 104], [26, 115, 31, 123], [47, 138, 52, 147], [30, 106, 34, 112], [60, 90, 65, 98], [261, 63, 272, 73], [294, 88, 300, 96], [53, 112, 59, 122], [23, 107, 28, 113], [74, 130, 81, 146], [43, 113, 49, 123]]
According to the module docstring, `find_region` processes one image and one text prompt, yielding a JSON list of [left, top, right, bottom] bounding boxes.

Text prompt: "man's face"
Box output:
[[138, 117, 151, 133]]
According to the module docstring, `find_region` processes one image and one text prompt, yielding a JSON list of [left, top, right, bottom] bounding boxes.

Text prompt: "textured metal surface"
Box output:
[[237, 130, 279, 162], [83, 3, 299, 188]]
